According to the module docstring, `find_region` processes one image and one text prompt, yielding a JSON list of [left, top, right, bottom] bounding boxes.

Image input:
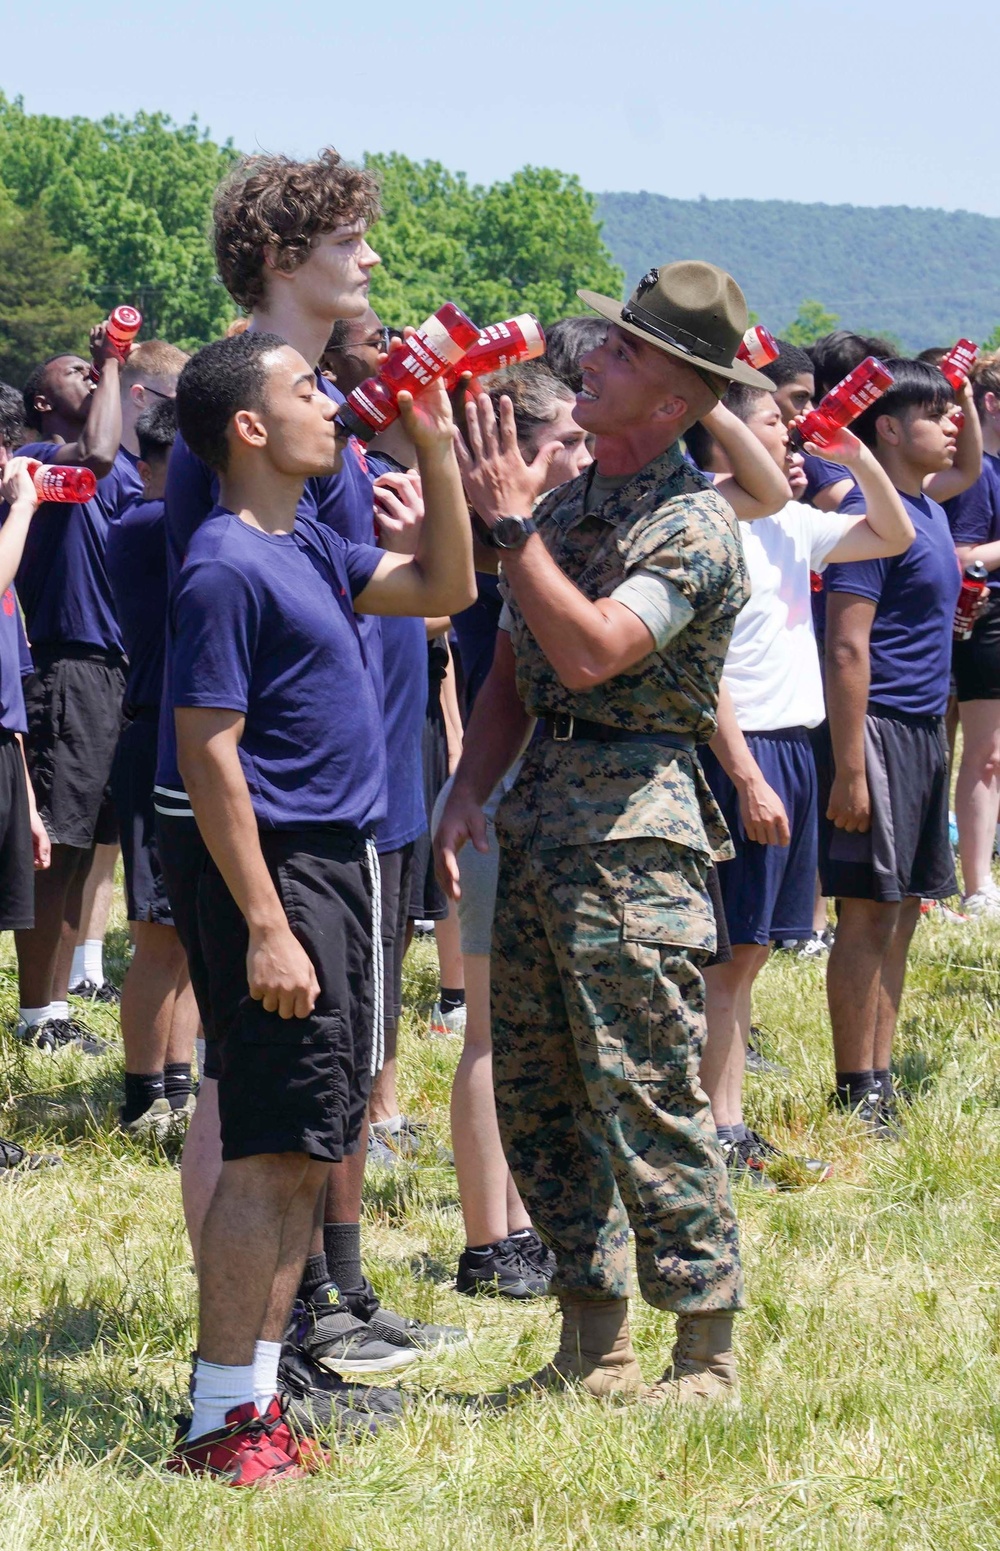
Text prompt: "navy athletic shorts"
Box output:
[[701, 726, 818, 946]]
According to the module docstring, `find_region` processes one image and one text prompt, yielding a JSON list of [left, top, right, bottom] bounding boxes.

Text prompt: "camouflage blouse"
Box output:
[[497, 442, 749, 858]]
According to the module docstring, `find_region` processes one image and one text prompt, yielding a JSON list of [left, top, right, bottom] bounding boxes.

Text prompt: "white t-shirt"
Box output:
[[724, 500, 849, 731]]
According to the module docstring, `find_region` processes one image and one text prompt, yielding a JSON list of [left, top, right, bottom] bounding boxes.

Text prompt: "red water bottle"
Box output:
[[737, 324, 779, 370], [24, 461, 98, 503], [443, 314, 546, 391], [790, 357, 895, 450], [338, 303, 481, 441], [90, 304, 143, 381], [938, 338, 978, 391], [954, 561, 989, 640]]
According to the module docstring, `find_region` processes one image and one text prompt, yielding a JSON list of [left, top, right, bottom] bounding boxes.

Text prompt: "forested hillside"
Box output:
[[597, 192, 1000, 351]]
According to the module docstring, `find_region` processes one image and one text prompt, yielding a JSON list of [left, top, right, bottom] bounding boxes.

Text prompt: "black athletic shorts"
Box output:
[[200, 826, 375, 1163], [111, 711, 173, 925], [379, 841, 416, 1032], [953, 592, 1000, 702], [156, 804, 215, 1067], [23, 647, 125, 848], [0, 732, 34, 930], [816, 707, 956, 903]]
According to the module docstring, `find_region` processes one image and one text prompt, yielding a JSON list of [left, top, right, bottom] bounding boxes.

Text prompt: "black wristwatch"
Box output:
[[490, 515, 537, 550]]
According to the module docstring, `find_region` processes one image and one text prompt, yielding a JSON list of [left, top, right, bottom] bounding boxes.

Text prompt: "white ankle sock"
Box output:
[[49, 1001, 69, 1022], [70, 946, 87, 988], [252, 1340, 282, 1417], [18, 1005, 53, 1028], [372, 1114, 403, 1135], [83, 939, 104, 986], [188, 1359, 255, 1443]]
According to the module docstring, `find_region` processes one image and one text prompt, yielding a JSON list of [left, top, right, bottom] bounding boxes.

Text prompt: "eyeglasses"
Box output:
[[140, 384, 176, 401]]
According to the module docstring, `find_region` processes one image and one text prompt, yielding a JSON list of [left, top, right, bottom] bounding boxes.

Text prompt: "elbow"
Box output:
[[81, 451, 115, 480], [827, 639, 865, 676], [884, 521, 916, 557], [556, 656, 610, 693], [427, 578, 476, 616]]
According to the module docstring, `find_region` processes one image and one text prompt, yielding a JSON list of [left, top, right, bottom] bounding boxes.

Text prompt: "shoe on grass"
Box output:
[[119, 1095, 193, 1141], [345, 1275, 467, 1354], [509, 1226, 556, 1284], [643, 1313, 738, 1404], [367, 1116, 424, 1165], [830, 1086, 899, 1139], [456, 1238, 547, 1300], [428, 1000, 466, 1038], [70, 978, 120, 1005], [165, 1401, 303, 1485], [745, 1027, 790, 1079], [961, 881, 1000, 918], [288, 1281, 420, 1374], [15, 1016, 108, 1057], [279, 1344, 402, 1432], [0, 1137, 61, 1172], [739, 1127, 833, 1184]]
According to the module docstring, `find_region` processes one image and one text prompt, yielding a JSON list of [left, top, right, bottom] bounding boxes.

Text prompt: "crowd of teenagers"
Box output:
[[0, 144, 997, 1484]]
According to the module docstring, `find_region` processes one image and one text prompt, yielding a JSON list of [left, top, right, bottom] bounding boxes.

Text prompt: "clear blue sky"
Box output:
[[4, 0, 998, 215]]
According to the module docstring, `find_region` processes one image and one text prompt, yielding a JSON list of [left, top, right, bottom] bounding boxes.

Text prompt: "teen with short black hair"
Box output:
[[821, 359, 980, 1132], [165, 330, 473, 1484]]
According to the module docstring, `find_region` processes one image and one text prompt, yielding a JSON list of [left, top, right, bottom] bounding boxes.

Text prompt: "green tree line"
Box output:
[[0, 96, 622, 385]]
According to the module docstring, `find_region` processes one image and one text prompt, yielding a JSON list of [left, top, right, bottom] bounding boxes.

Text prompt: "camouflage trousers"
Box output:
[[491, 835, 743, 1313]]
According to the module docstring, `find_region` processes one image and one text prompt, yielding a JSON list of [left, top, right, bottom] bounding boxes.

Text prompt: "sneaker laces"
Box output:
[[45, 1018, 108, 1054], [742, 1129, 783, 1161]]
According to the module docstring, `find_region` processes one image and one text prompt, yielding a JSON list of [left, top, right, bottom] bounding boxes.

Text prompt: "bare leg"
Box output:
[[75, 842, 119, 962], [198, 1152, 328, 1365], [812, 874, 829, 934], [873, 896, 921, 1072], [15, 843, 91, 1007], [166, 966, 199, 1067], [701, 944, 770, 1128], [120, 921, 187, 1074], [451, 953, 529, 1243], [433, 904, 464, 992], [955, 699, 1000, 897], [827, 898, 901, 1073], [181, 1077, 222, 1273]]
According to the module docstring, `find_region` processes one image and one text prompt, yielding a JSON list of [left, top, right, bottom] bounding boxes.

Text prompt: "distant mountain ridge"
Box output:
[[595, 192, 1000, 352]]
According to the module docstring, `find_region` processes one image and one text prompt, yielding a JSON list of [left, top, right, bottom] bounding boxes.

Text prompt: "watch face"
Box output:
[[494, 516, 526, 549]]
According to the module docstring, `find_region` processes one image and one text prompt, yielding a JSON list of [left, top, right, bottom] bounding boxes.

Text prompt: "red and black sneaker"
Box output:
[[257, 1395, 331, 1473], [165, 1400, 304, 1486]]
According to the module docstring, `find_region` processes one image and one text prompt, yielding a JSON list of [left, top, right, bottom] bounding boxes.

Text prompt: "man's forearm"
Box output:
[[177, 722, 285, 934], [708, 680, 758, 788], [410, 444, 475, 614], [850, 446, 914, 549], [825, 645, 870, 775], [703, 401, 791, 518], [450, 648, 532, 806], [55, 360, 122, 475]]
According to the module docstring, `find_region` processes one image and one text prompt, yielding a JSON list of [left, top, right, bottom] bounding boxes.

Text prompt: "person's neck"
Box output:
[[120, 404, 140, 457], [249, 296, 332, 371], [982, 422, 1000, 458], [876, 444, 927, 499], [218, 463, 305, 535], [593, 424, 677, 477], [39, 415, 81, 445]]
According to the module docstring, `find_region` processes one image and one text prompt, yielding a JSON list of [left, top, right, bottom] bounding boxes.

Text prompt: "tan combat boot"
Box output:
[[643, 1312, 738, 1404], [509, 1294, 645, 1400]]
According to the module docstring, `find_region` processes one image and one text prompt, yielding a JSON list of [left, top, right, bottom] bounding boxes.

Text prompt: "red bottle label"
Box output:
[[795, 357, 894, 447], [954, 576, 989, 639], [737, 325, 779, 369], [939, 338, 977, 391]]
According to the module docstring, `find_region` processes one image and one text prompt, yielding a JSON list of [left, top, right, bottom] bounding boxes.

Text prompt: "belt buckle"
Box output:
[[551, 712, 574, 742]]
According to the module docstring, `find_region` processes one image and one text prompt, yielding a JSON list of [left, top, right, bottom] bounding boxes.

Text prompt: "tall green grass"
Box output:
[[0, 900, 997, 1549]]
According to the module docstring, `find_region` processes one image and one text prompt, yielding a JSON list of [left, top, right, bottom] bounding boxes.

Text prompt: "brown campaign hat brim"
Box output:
[[577, 289, 775, 391]]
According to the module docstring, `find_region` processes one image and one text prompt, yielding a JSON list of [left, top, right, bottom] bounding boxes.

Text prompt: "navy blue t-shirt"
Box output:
[[157, 372, 383, 796], [453, 573, 503, 716], [171, 508, 385, 831], [803, 454, 856, 506], [366, 448, 427, 853], [945, 453, 1000, 589], [106, 496, 168, 709], [0, 588, 28, 733], [825, 487, 961, 717], [14, 444, 141, 653]]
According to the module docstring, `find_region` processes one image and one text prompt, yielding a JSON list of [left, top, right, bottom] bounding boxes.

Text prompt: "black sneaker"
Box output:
[[721, 1134, 777, 1189], [346, 1276, 467, 1353], [456, 1239, 547, 1300], [830, 1086, 899, 1139], [746, 1027, 790, 1078], [507, 1227, 556, 1283], [70, 978, 120, 1006], [0, 1137, 61, 1172], [278, 1346, 400, 1436], [16, 1016, 108, 1057], [289, 1282, 420, 1374]]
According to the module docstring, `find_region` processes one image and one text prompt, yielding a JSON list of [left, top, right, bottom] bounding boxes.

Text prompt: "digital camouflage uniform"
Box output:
[[492, 442, 749, 1313]]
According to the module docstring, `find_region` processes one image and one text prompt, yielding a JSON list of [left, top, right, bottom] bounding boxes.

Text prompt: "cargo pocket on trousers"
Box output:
[[611, 904, 717, 1082], [230, 1001, 346, 1143]]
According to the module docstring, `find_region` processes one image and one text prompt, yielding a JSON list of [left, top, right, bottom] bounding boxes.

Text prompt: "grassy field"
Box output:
[[0, 893, 998, 1550]]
